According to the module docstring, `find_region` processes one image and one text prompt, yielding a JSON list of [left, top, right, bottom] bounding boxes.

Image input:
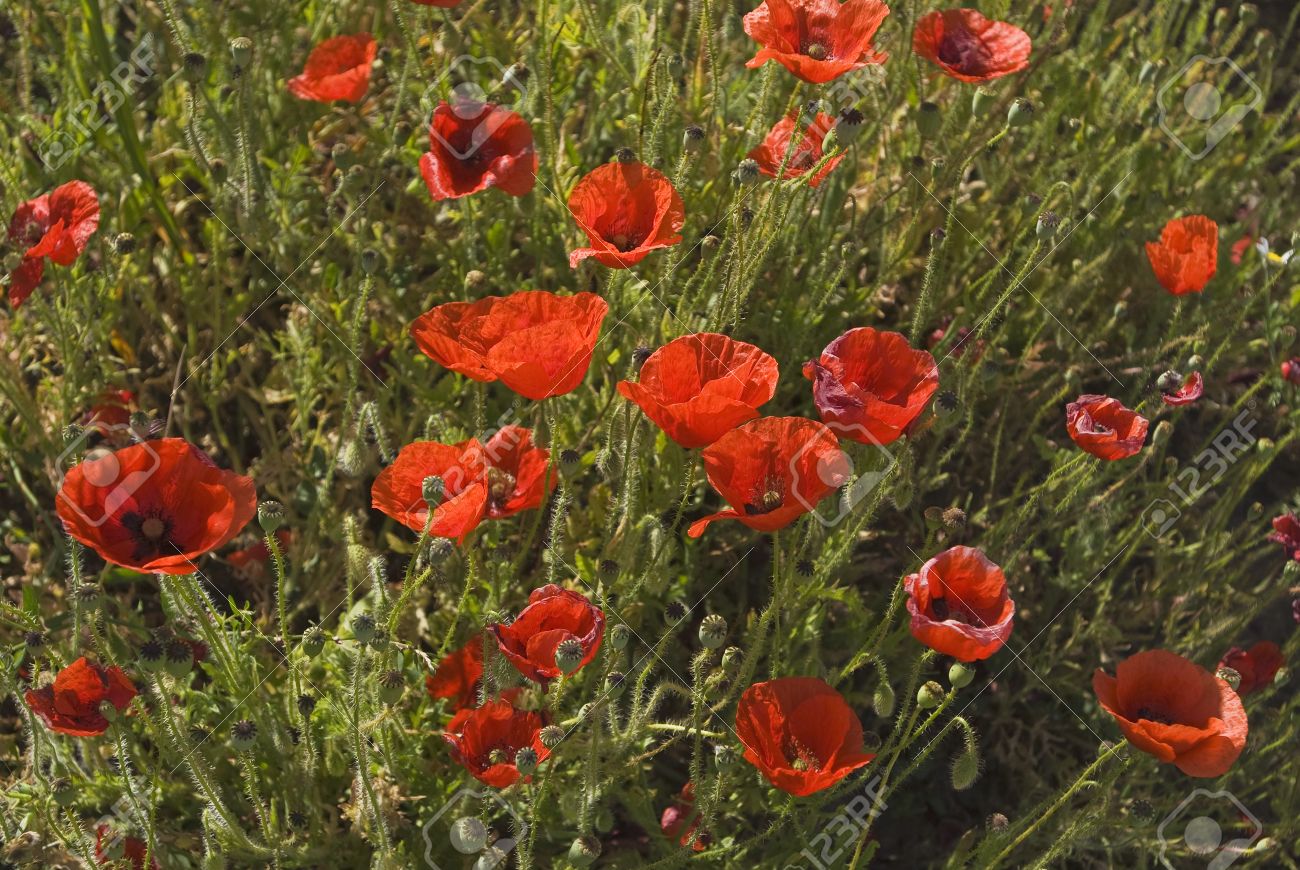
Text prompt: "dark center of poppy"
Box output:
[[937, 29, 991, 73], [121, 509, 177, 561], [142, 517, 166, 540], [783, 735, 821, 771], [1135, 706, 1173, 725], [804, 42, 829, 61], [744, 477, 785, 516], [930, 596, 985, 627]]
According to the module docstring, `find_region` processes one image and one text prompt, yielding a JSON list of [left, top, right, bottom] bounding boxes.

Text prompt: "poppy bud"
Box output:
[[971, 88, 994, 117], [297, 693, 316, 716], [113, 232, 137, 255], [916, 102, 941, 139], [229, 37, 254, 73], [449, 816, 488, 854], [230, 719, 257, 752], [1156, 370, 1182, 392], [683, 125, 705, 152], [257, 500, 285, 534], [734, 159, 760, 186], [555, 638, 584, 674], [986, 812, 1009, 832], [605, 671, 626, 697], [1007, 99, 1034, 128], [1284, 561, 1299, 582], [378, 669, 404, 704], [392, 120, 413, 147], [164, 641, 193, 677], [950, 745, 980, 790], [721, 646, 743, 676], [917, 680, 945, 709], [301, 625, 325, 657], [1215, 666, 1242, 690], [714, 743, 736, 768], [138, 640, 166, 673], [351, 613, 376, 644], [1036, 211, 1060, 240], [51, 777, 76, 807], [949, 662, 975, 689], [615, 147, 637, 164], [540, 724, 565, 748], [872, 681, 895, 718], [1152, 420, 1173, 446], [568, 836, 601, 867], [610, 624, 630, 650], [598, 558, 620, 580], [699, 614, 727, 649]]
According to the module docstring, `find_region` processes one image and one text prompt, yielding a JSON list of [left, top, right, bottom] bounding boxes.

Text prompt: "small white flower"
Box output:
[[1255, 237, 1295, 267]]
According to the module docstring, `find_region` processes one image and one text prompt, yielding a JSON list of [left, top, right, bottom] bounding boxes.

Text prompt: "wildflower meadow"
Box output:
[[2, 0, 1299, 868]]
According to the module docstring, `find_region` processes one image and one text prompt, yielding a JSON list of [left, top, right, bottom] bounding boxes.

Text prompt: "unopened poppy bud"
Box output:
[[721, 646, 743, 675], [297, 693, 316, 716], [872, 681, 895, 717], [683, 125, 705, 152], [378, 669, 404, 704], [51, 777, 76, 807], [229, 37, 253, 72], [422, 476, 445, 507], [971, 88, 994, 117], [699, 614, 727, 649], [610, 624, 630, 650], [917, 681, 945, 709], [164, 641, 193, 677], [230, 719, 257, 752], [598, 558, 620, 580], [734, 158, 760, 185], [986, 812, 1009, 832], [1156, 370, 1182, 392], [98, 700, 119, 723], [605, 671, 625, 697], [1036, 211, 1060, 240], [714, 743, 736, 768], [615, 147, 637, 164], [555, 638, 584, 674], [1283, 561, 1299, 582], [450, 817, 488, 854], [949, 662, 975, 689], [568, 835, 601, 867], [1152, 420, 1173, 446], [1186, 354, 1204, 370], [539, 724, 565, 748], [950, 745, 980, 790], [1007, 98, 1034, 128], [1215, 666, 1242, 690], [301, 625, 325, 657], [138, 639, 166, 673], [257, 500, 285, 534], [924, 506, 945, 529], [113, 232, 137, 255], [916, 101, 941, 139], [351, 613, 376, 644]]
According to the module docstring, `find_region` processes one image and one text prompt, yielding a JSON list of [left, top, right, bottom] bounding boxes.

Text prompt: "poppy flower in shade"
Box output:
[[442, 700, 550, 788], [912, 9, 1032, 83], [1093, 650, 1247, 777], [56, 438, 256, 575], [1145, 215, 1218, 296], [5, 180, 100, 307], [743, 0, 891, 84], [490, 585, 605, 685], [1281, 358, 1300, 386], [427, 636, 487, 711], [24, 657, 137, 737], [1267, 514, 1300, 561], [567, 161, 684, 269], [226, 530, 293, 582], [904, 546, 1014, 662], [1231, 235, 1253, 265], [734, 677, 875, 796], [371, 426, 554, 540], [95, 824, 159, 870], [687, 417, 847, 538], [660, 782, 708, 851], [1219, 642, 1283, 696], [287, 33, 377, 103], [1161, 371, 1204, 406], [1065, 395, 1149, 460], [410, 290, 609, 400], [81, 389, 137, 435], [802, 327, 940, 446], [419, 100, 537, 201], [617, 333, 779, 449], [747, 112, 846, 188]]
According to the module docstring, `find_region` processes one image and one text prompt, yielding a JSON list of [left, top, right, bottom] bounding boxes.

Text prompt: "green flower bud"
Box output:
[[951, 746, 981, 790], [872, 681, 895, 718], [917, 680, 945, 709], [948, 662, 975, 689]]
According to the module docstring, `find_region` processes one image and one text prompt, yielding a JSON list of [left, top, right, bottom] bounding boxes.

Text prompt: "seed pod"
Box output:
[[229, 37, 253, 72], [230, 719, 257, 752], [610, 624, 630, 650], [539, 725, 565, 748], [301, 626, 325, 657], [164, 641, 193, 678], [258, 500, 286, 533], [138, 639, 166, 673], [916, 101, 941, 139], [917, 680, 945, 709], [378, 670, 404, 704], [1007, 99, 1034, 128], [948, 662, 975, 689], [699, 614, 727, 649], [450, 817, 489, 854], [555, 638, 584, 674], [515, 746, 539, 775], [568, 836, 602, 867], [351, 614, 376, 644]]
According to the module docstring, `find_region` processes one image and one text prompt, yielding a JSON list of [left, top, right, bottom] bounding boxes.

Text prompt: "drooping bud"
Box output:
[[1152, 420, 1173, 446], [872, 681, 895, 718], [951, 745, 981, 790], [699, 614, 727, 649]]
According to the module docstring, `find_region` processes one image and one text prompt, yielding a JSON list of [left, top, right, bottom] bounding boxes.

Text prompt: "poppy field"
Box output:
[[3, 0, 1300, 867]]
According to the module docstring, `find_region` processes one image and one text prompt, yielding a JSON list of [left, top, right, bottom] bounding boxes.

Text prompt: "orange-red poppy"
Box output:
[[904, 546, 1014, 662], [443, 699, 550, 787], [1093, 650, 1247, 777], [735, 677, 874, 796], [96, 824, 159, 870], [803, 327, 940, 446], [1160, 371, 1203, 406], [617, 333, 779, 448], [912, 9, 1031, 83], [1282, 358, 1300, 385], [419, 100, 537, 201], [748, 112, 846, 188], [5, 180, 100, 307], [687, 417, 847, 538], [56, 438, 256, 575], [1065, 395, 1148, 460], [427, 637, 487, 711], [410, 290, 609, 400], [489, 584, 605, 685], [1219, 641, 1283, 696], [568, 161, 684, 268], [1145, 215, 1218, 296], [1268, 513, 1300, 561], [660, 782, 707, 851], [287, 34, 377, 103], [743, 0, 890, 84], [25, 657, 137, 737], [81, 389, 136, 435]]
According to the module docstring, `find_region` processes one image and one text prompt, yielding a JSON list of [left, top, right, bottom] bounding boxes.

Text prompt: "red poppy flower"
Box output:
[[427, 637, 487, 711], [25, 657, 137, 737], [904, 546, 1014, 662], [687, 417, 847, 538], [743, 0, 890, 84], [1231, 235, 1253, 265], [912, 9, 1032, 83], [1281, 358, 1300, 386], [1145, 215, 1218, 296], [567, 161, 684, 269], [1093, 650, 1247, 777], [1065, 395, 1149, 460], [95, 824, 159, 870], [443, 699, 550, 787], [617, 333, 779, 448], [802, 327, 940, 446], [411, 290, 609, 400], [419, 100, 537, 201], [56, 438, 256, 575], [81, 389, 136, 435], [928, 320, 987, 363], [1159, 371, 1203, 406], [372, 426, 554, 541], [287, 34, 377, 103], [734, 677, 874, 796], [1219, 641, 1283, 696], [490, 584, 605, 685], [660, 782, 707, 851], [747, 112, 846, 188], [227, 529, 293, 581], [5, 180, 100, 307], [1268, 513, 1300, 561]]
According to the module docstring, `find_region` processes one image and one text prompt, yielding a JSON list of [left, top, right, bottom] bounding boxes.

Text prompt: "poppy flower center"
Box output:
[[487, 467, 517, 508], [783, 735, 821, 771], [1135, 706, 1174, 725], [930, 596, 984, 627], [608, 231, 645, 253], [938, 30, 991, 72], [121, 509, 177, 561], [142, 518, 166, 540], [744, 476, 785, 516], [804, 42, 829, 61]]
